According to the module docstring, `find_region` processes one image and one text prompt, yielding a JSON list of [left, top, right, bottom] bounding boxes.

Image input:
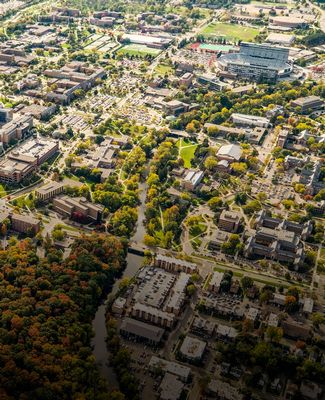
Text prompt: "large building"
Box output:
[[0, 138, 58, 183], [218, 42, 292, 83], [218, 210, 241, 233], [0, 115, 33, 144], [245, 210, 312, 268], [291, 96, 324, 114], [35, 181, 65, 201], [52, 196, 104, 222]]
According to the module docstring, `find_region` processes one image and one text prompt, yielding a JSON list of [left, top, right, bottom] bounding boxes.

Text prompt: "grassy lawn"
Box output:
[[177, 139, 198, 168], [154, 63, 174, 76], [117, 44, 161, 58], [200, 22, 260, 42], [12, 194, 36, 210], [0, 184, 6, 197]]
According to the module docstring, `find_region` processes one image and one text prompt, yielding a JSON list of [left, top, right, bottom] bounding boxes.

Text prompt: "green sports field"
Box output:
[[117, 44, 161, 57], [200, 22, 260, 42]]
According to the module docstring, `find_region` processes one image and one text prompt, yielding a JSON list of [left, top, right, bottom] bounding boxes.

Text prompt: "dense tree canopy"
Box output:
[[0, 234, 127, 400]]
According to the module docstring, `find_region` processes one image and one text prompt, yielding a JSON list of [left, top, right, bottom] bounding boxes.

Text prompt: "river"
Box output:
[[91, 181, 147, 388]]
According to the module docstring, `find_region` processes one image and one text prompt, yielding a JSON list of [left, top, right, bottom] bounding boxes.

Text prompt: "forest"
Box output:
[[0, 234, 127, 400]]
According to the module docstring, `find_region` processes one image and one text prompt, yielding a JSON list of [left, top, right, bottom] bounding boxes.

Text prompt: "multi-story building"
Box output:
[[0, 138, 58, 183], [11, 214, 40, 234], [245, 210, 312, 268], [119, 317, 165, 346], [52, 196, 104, 222], [0, 115, 33, 144], [35, 181, 65, 201], [208, 271, 224, 293], [291, 96, 324, 114], [231, 113, 270, 128], [218, 42, 292, 83], [218, 210, 241, 233], [154, 254, 198, 274]]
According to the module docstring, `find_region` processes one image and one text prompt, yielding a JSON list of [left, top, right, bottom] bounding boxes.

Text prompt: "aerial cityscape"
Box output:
[[0, 0, 324, 399]]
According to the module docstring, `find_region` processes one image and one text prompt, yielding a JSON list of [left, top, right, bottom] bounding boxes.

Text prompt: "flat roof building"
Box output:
[[266, 33, 295, 46], [179, 336, 206, 363], [35, 181, 65, 201], [148, 356, 191, 382], [11, 214, 40, 235], [53, 196, 104, 222], [218, 210, 241, 233], [119, 317, 165, 345], [291, 96, 324, 114], [231, 113, 270, 128], [209, 271, 224, 293]]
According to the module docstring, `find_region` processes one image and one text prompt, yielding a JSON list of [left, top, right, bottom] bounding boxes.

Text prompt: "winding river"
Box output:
[[91, 181, 147, 387]]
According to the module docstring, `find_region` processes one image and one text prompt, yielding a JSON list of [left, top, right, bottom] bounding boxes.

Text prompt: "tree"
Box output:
[[204, 156, 218, 171], [310, 313, 325, 329], [241, 276, 254, 290], [266, 326, 283, 343]]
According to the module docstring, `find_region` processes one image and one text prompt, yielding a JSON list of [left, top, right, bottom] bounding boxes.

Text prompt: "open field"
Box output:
[[117, 44, 161, 57], [200, 22, 260, 42], [177, 138, 198, 168], [154, 63, 175, 76]]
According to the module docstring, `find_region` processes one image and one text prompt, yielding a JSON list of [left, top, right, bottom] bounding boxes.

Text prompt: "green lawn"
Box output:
[[200, 22, 260, 42], [177, 139, 198, 168], [154, 63, 174, 76], [0, 184, 6, 197], [117, 44, 161, 57]]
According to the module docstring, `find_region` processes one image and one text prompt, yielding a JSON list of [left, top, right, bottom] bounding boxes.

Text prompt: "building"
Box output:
[[245, 127, 266, 145], [208, 230, 229, 250], [119, 317, 165, 345], [159, 373, 184, 400], [11, 214, 40, 234], [231, 113, 270, 128], [181, 169, 204, 191], [179, 336, 206, 363], [35, 181, 64, 201], [0, 138, 58, 183], [154, 254, 198, 274], [209, 271, 224, 293], [218, 210, 241, 233], [0, 115, 33, 144], [131, 302, 175, 328], [300, 381, 323, 400], [245, 210, 313, 266], [266, 33, 295, 46], [190, 317, 215, 338], [204, 124, 245, 138], [217, 144, 242, 162], [269, 16, 309, 28], [53, 196, 104, 222], [218, 42, 292, 83], [149, 356, 191, 382], [20, 104, 57, 120], [291, 96, 324, 114], [44, 62, 106, 104], [278, 129, 289, 148], [196, 74, 230, 91], [216, 324, 238, 341], [281, 319, 311, 340], [245, 209, 312, 267], [208, 380, 243, 400], [0, 107, 13, 123], [122, 33, 172, 49]]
